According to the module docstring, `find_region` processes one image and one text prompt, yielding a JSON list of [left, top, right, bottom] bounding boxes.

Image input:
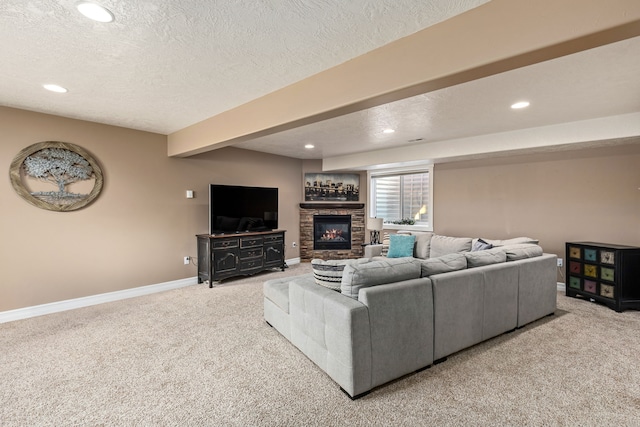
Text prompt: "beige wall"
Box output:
[[3, 106, 638, 312], [0, 107, 302, 312], [434, 143, 640, 280]]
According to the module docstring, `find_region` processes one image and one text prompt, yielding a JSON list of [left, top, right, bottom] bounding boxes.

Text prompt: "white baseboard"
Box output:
[[0, 277, 199, 324], [1, 257, 303, 324]]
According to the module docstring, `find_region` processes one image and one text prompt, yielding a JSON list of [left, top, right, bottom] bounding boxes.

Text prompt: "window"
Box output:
[[368, 165, 433, 231]]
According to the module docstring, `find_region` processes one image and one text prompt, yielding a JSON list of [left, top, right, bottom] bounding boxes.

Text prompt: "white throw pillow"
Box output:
[[311, 258, 370, 291]]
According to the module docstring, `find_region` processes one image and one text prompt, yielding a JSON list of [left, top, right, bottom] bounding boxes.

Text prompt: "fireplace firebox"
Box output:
[[313, 215, 352, 250]]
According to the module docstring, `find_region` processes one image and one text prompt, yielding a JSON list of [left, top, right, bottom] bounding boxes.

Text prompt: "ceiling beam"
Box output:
[[168, 0, 640, 158], [321, 113, 640, 170]]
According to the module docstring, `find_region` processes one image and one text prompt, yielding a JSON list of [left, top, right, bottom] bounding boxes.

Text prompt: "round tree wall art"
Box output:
[[10, 141, 104, 211]]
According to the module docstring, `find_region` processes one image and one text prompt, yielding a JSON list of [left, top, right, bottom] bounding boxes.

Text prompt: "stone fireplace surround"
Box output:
[[299, 203, 365, 261]]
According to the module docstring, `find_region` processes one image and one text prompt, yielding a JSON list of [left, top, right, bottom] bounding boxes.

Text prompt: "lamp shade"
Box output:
[[368, 217, 384, 231]]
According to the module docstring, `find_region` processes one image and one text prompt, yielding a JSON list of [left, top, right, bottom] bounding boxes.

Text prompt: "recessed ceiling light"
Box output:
[[383, 128, 395, 134], [76, 2, 115, 23], [511, 101, 530, 109], [305, 144, 314, 149], [43, 84, 68, 93]]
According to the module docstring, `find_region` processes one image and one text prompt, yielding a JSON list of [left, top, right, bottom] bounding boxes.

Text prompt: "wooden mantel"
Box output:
[[299, 203, 364, 209]]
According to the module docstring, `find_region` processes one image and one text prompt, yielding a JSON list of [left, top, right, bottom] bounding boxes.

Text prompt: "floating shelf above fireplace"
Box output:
[[300, 203, 364, 209]]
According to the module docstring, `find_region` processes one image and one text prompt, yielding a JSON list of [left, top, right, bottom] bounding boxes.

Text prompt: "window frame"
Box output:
[[367, 165, 434, 232]]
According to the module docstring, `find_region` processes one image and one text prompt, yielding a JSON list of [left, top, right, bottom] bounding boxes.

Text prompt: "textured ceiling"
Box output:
[[235, 36, 640, 159], [0, 0, 489, 134]]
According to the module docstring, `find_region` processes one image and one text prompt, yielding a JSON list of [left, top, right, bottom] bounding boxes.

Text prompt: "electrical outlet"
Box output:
[[557, 258, 563, 267], [184, 256, 190, 265]]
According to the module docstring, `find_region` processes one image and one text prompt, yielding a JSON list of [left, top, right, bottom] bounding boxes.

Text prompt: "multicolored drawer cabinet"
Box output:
[[565, 242, 640, 312]]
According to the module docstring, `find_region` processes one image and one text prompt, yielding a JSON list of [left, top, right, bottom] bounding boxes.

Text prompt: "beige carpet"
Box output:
[[1, 263, 639, 426]]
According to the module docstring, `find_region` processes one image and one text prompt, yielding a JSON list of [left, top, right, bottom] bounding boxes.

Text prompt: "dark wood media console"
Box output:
[[197, 230, 286, 287]]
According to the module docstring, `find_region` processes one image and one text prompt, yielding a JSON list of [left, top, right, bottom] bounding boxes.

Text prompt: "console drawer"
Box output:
[[240, 258, 262, 272], [583, 280, 597, 294], [263, 233, 284, 243], [600, 284, 615, 299], [241, 236, 263, 248], [241, 248, 263, 259], [213, 239, 238, 249]]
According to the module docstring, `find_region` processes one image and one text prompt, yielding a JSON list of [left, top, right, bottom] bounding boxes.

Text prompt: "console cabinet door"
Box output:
[[212, 238, 239, 279], [264, 242, 284, 267]]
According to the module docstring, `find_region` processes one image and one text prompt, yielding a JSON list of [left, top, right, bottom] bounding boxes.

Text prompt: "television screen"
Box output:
[[209, 184, 278, 234]]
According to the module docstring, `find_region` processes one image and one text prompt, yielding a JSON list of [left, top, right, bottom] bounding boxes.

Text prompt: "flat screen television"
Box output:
[[209, 184, 278, 234]]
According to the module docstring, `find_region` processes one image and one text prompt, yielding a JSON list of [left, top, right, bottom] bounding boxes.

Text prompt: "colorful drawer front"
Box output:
[[569, 262, 581, 274], [569, 246, 581, 259], [569, 276, 581, 289], [583, 280, 597, 294], [601, 267, 615, 282], [584, 249, 597, 261], [600, 284, 615, 299], [600, 250, 615, 265], [583, 264, 598, 278]]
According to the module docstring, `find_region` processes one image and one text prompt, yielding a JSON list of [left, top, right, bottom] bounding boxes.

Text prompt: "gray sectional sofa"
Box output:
[[263, 232, 557, 399]]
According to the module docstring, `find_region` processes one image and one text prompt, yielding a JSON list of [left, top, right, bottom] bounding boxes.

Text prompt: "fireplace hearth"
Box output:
[[314, 215, 351, 250]]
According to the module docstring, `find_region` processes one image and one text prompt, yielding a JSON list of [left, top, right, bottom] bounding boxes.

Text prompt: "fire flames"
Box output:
[[321, 228, 344, 241]]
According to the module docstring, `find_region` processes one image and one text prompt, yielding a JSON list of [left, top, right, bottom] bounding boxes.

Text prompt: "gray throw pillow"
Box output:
[[420, 253, 467, 277], [411, 231, 434, 259], [311, 258, 370, 291]]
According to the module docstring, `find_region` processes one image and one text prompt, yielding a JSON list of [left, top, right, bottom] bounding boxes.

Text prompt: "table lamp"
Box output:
[[368, 217, 384, 245]]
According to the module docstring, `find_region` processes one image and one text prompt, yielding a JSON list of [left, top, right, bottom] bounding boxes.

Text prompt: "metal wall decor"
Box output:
[[9, 141, 104, 211]]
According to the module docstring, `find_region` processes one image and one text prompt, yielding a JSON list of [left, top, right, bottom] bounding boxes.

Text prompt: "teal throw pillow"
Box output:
[[387, 234, 416, 258]]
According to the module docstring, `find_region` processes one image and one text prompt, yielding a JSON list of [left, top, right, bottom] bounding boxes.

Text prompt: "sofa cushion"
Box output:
[[311, 258, 371, 291], [263, 276, 294, 313], [429, 235, 473, 258], [387, 234, 416, 258], [465, 247, 507, 267], [341, 258, 422, 299], [420, 253, 467, 277], [501, 243, 543, 261], [410, 231, 434, 259]]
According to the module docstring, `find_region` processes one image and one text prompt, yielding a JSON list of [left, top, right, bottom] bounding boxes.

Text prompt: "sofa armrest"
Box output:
[[288, 278, 372, 398], [516, 253, 557, 327], [364, 244, 383, 258], [358, 278, 434, 387]]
